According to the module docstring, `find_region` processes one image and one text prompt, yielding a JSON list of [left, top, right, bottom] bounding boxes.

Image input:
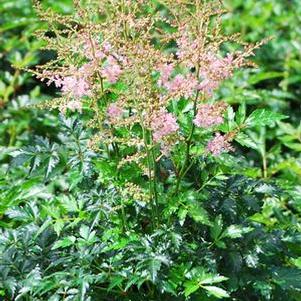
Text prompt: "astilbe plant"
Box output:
[[32, 0, 265, 191], [19, 0, 296, 300]]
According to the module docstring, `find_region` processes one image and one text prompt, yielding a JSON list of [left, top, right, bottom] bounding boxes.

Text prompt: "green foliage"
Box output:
[[0, 0, 301, 301], [245, 109, 287, 127]]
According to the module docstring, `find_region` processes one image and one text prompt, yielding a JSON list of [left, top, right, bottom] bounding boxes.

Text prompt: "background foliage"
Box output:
[[0, 0, 300, 300]]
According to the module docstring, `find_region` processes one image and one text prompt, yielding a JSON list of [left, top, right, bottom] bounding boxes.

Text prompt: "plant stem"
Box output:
[[150, 146, 160, 224], [140, 114, 157, 228], [174, 89, 200, 193], [260, 127, 268, 178], [88, 34, 117, 160]]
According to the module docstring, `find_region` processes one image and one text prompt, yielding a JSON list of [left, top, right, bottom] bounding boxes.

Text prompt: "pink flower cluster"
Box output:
[[45, 68, 92, 103], [194, 102, 227, 128], [198, 53, 234, 96], [176, 26, 198, 68], [174, 25, 235, 97], [151, 110, 179, 143], [158, 64, 174, 87], [107, 103, 123, 123], [158, 64, 198, 99], [82, 38, 123, 84], [206, 132, 233, 156], [159, 51, 234, 98], [167, 74, 198, 99], [41, 38, 124, 113], [60, 75, 91, 98]]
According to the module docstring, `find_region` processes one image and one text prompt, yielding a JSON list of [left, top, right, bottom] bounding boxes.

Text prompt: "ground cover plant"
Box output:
[[0, 0, 301, 300]]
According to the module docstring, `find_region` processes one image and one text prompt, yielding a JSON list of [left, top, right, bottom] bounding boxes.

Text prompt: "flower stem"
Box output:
[[140, 114, 158, 229], [174, 89, 200, 194], [150, 146, 160, 225]]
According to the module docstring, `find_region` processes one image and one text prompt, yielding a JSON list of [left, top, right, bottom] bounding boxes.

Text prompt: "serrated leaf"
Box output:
[[210, 215, 223, 241], [178, 208, 188, 226], [222, 225, 253, 239], [236, 103, 246, 125], [108, 276, 123, 291], [235, 132, 259, 150], [52, 236, 76, 249], [188, 203, 211, 226], [203, 285, 230, 298], [10, 153, 32, 168], [45, 153, 60, 178], [199, 275, 228, 285], [184, 280, 200, 297], [149, 258, 162, 283], [53, 219, 64, 236], [34, 218, 52, 239], [79, 225, 90, 240], [245, 109, 286, 127], [124, 275, 141, 291]]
